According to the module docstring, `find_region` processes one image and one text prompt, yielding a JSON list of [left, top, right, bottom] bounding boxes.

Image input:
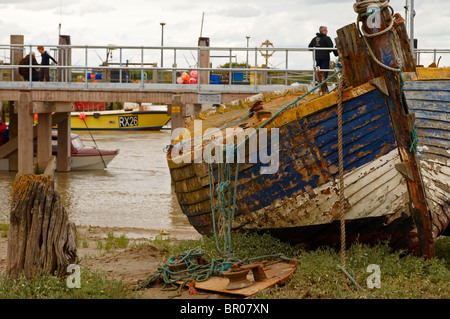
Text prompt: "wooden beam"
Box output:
[[37, 112, 52, 173], [8, 102, 18, 171], [17, 91, 34, 174], [10, 35, 24, 81], [43, 155, 57, 176], [56, 112, 71, 172], [198, 37, 210, 85], [0, 126, 37, 160], [170, 95, 185, 141], [362, 8, 434, 258], [32, 101, 73, 114]]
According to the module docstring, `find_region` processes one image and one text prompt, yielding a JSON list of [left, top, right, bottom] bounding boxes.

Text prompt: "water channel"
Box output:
[[0, 130, 199, 239]]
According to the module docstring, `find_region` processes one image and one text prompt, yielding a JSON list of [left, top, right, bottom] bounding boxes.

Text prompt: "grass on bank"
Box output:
[[169, 232, 450, 299], [0, 226, 449, 299]]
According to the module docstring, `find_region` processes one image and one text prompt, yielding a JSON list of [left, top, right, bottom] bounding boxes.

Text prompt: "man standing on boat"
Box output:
[[308, 26, 338, 78]]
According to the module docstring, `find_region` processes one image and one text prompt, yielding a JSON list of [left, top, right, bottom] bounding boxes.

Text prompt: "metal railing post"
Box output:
[[29, 45, 32, 87], [85, 45, 88, 88], [285, 49, 289, 85], [254, 47, 257, 90], [141, 46, 144, 89], [119, 48, 123, 83], [312, 48, 316, 85]]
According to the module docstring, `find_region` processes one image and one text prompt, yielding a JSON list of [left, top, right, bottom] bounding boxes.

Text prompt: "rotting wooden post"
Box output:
[[17, 91, 34, 174], [36, 106, 52, 174], [358, 5, 434, 258], [56, 112, 71, 172], [6, 174, 77, 278]]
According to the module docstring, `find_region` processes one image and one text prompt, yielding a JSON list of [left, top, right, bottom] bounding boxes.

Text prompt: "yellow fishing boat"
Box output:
[[71, 103, 171, 131]]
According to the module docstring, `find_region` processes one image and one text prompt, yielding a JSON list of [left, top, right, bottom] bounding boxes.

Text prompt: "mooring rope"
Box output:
[[336, 73, 350, 291], [353, 0, 403, 73]]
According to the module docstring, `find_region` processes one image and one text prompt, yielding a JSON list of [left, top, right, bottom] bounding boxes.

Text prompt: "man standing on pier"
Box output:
[[308, 26, 338, 78], [37, 46, 59, 82]]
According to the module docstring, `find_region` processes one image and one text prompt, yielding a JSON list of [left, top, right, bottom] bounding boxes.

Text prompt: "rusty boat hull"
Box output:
[[403, 68, 450, 239], [167, 14, 449, 255], [168, 73, 448, 254]]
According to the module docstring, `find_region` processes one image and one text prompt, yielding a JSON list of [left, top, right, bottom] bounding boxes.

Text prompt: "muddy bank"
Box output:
[[0, 224, 240, 299]]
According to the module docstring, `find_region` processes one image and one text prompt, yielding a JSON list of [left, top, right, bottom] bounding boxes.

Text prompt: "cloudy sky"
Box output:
[[0, 0, 448, 69]]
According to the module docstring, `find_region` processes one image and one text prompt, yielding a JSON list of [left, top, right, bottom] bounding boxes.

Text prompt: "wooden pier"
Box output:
[[0, 35, 275, 174]]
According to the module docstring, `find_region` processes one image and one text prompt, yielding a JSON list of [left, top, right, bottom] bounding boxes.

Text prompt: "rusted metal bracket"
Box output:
[[241, 262, 268, 282], [223, 262, 269, 290], [223, 267, 252, 290]]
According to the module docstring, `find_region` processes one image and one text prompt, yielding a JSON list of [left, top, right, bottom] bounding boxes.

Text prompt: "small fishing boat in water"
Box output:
[[71, 103, 171, 131], [58, 132, 119, 170], [0, 131, 118, 171], [166, 1, 449, 257]]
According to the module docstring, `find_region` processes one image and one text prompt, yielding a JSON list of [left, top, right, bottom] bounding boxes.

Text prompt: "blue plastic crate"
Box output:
[[210, 75, 220, 84], [232, 72, 244, 81]]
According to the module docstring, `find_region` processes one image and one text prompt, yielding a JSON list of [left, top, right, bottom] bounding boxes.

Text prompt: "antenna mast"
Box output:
[[200, 12, 205, 38]]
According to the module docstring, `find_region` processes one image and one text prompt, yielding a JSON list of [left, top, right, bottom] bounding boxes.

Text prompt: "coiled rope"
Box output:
[[353, 0, 403, 73]]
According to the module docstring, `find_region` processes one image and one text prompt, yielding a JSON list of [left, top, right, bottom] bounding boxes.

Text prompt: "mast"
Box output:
[[409, 0, 415, 60]]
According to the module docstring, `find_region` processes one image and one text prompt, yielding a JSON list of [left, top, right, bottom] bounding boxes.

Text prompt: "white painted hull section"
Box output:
[[233, 148, 409, 230], [69, 154, 117, 170]]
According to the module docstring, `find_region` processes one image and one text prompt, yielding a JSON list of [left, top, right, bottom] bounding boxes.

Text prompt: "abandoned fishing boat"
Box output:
[[71, 102, 171, 131], [166, 2, 449, 257]]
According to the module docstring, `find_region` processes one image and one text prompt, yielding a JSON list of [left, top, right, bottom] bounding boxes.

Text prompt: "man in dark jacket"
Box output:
[[308, 26, 338, 78], [37, 46, 59, 81]]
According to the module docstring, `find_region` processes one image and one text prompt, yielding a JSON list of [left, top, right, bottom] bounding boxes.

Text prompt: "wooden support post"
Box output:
[[198, 37, 210, 85], [10, 35, 24, 81], [37, 110, 52, 174], [56, 112, 71, 172], [58, 35, 71, 82], [170, 95, 185, 141], [8, 103, 18, 171], [359, 7, 434, 258], [17, 91, 34, 174]]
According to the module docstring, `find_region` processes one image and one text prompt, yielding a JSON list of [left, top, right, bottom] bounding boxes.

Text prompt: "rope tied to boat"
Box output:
[[207, 146, 240, 256], [354, 0, 403, 73], [336, 73, 350, 291]]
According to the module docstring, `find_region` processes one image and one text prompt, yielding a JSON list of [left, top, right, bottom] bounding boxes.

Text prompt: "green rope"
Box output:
[[147, 70, 342, 293], [137, 249, 295, 292], [207, 145, 240, 255]]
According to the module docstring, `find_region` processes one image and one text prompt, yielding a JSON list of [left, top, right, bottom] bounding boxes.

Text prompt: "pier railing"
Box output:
[[0, 44, 340, 92], [415, 48, 450, 67], [1, 44, 447, 93]]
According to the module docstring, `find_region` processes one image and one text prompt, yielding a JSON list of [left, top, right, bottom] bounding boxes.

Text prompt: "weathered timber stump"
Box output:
[[6, 174, 77, 278]]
